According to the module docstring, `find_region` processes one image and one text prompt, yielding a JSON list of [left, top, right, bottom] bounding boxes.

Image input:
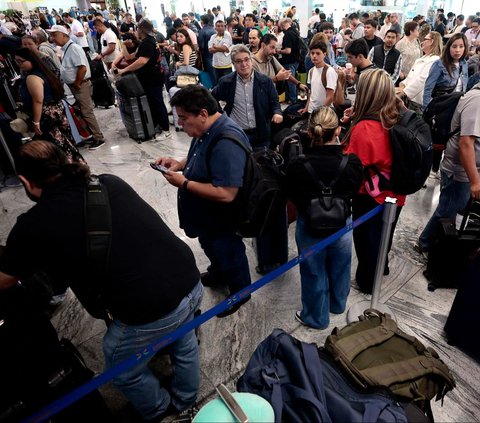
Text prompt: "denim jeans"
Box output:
[[295, 215, 353, 329], [283, 62, 299, 102], [145, 83, 170, 132], [198, 231, 251, 293], [419, 171, 471, 250], [103, 282, 203, 420]]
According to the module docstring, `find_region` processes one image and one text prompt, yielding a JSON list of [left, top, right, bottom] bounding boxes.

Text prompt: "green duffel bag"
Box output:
[[324, 309, 456, 420]]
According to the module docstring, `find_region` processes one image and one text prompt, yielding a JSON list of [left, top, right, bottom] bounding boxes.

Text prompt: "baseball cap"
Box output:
[[47, 25, 69, 35]]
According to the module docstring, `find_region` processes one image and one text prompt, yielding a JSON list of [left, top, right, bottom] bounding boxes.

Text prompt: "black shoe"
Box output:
[[88, 139, 105, 150], [217, 295, 251, 318], [200, 272, 223, 288], [172, 406, 199, 423], [255, 263, 280, 275]]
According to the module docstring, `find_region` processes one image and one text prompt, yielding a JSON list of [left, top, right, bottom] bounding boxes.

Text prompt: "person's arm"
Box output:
[[266, 78, 283, 123], [99, 41, 116, 60], [391, 54, 403, 83], [459, 135, 480, 199], [0, 271, 17, 290], [155, 157, 187, 171], [118, 56, 148, 74], [73, 65, 87, 90], [323, 88, 335, 106], [25, 75, 45, 135], [422, 60, 442, 108], [163, 171, 239, 202]]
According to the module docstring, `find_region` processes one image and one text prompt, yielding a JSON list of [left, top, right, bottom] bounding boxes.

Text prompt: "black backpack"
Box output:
[[273, 128, 304, 171], [388, 110, 433, 195], [207, 134, 285, 238], [423, 91, 464, 147]]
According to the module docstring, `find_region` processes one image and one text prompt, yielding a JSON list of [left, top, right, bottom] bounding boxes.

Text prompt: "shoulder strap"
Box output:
[[84, 176, 112, 278], [320, 64, 330, 90], [303, 155, 348, 193], [206, 132, 251, 178]]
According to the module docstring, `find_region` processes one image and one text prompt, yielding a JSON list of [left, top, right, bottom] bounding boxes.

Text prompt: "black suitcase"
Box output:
[[91, 76, 115, 108], [89, 60, 115, 108], [424, 199, 480, 291], [444, 248, 480, 361], [116, 73, 155, 142], [0, 285, 112, 422]]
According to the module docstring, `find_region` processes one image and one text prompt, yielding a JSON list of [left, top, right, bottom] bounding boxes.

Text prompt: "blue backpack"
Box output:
[[237, 329, 412, 423]]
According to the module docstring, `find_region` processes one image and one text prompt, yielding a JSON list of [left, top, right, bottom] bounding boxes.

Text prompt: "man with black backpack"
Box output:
[[0, 141, 203, 422], [155, 85, 253, 318], [416, 82, 480, 253]]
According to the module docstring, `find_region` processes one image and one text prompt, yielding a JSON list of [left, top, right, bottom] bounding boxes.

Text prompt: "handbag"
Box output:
[[175, 65, 200, 88], [303, 155, 351, 237]]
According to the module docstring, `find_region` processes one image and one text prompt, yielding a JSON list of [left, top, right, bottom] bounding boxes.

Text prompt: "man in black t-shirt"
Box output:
[[278, 18, 301, 102], [114, 19, 171, 139], [119, 12, 135, 35], [0, 141, 202, 421]]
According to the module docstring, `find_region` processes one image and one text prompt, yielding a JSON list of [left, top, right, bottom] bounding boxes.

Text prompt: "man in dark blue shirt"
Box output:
[[156, 86, 252, 317]]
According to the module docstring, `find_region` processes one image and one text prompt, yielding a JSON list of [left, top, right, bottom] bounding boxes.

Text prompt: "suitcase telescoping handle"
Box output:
[[458, 196, 474, 234]]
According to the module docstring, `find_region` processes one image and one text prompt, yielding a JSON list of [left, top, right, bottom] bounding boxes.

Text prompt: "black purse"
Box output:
[[303, 155, 350, 238]]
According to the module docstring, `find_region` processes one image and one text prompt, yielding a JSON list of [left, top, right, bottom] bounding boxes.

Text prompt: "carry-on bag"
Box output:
[[115, 73, 155, 142], [324, 310, 456, 421], [237, 328, 412, 423], [90, 60, 115, 108], [424, 198, 480, 290], [444, 247, 480, 360]]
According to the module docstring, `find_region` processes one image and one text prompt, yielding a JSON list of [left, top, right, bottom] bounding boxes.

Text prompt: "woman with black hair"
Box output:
[[14, 47, 82, 162]]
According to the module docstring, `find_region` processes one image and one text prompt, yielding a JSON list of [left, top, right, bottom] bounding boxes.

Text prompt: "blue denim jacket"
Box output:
[[423, 58, 468, 108]]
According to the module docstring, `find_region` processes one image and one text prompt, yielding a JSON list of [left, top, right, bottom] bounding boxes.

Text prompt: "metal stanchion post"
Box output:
[[347, 197, 398, 323]]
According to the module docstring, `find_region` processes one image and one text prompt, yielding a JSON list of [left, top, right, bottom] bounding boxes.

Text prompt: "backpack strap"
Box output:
[[320, 64, 330, 90], [85, 176, 112, 275], [205, 132, 251, 179], [303, 155, 348, 195]]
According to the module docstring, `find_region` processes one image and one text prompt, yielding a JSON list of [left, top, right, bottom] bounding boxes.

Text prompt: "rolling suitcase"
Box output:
[[444, 248, 480, 361], [90, 61, 115, 108], [116, 73, 155, 142], [424, 199, 480, 291]]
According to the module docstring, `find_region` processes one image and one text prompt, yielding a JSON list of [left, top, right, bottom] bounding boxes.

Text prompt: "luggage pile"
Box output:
[[235, 311, 456, 423]]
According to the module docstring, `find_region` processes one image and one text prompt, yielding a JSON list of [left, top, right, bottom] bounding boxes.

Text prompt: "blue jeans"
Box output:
[[295, 216, 353, 329], [103, 282, 203, 420], [419, 171, 471, 250], [198, 231, 251, 293], [283, 62, 299, 102]]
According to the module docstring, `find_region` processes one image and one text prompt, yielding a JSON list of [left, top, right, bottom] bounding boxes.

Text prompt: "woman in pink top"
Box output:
[[344, 69, 406, 294]]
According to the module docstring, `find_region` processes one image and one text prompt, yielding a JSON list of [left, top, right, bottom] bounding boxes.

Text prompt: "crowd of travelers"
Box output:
[[0, 3, 479, 422]]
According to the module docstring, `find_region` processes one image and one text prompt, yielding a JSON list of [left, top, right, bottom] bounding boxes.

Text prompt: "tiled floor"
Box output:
[[1, 105, 479, 422]]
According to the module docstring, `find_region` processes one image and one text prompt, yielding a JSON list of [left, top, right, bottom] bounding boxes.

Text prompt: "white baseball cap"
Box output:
[[47, 25, 69, 35]]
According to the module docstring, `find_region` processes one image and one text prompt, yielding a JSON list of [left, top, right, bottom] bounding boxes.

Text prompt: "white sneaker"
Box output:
[[155, 131, 171, 141]]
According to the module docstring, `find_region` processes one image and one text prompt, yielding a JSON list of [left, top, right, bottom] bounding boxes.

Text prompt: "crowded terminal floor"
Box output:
[[1, 105, 479, 422]]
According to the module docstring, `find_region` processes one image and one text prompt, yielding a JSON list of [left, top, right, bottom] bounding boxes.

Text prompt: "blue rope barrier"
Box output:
[[23, 203, 384, 423]]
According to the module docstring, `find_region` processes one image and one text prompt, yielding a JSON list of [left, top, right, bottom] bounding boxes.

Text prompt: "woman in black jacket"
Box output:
[[286, 106, 363, 329]]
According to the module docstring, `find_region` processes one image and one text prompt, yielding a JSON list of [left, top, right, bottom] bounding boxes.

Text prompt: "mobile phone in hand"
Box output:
[[150, 163, 169, 173]]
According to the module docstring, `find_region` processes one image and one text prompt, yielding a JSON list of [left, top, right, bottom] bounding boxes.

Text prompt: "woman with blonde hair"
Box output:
[[344, 68, 406, 294], [397, 31, 443, 108], [286, 106, 362, 329]]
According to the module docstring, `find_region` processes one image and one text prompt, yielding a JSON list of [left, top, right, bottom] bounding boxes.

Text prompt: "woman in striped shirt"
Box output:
[[175, 28, 197, 68]]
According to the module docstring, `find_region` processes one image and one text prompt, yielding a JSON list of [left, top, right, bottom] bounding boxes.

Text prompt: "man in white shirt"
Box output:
[[208, 20, 232, 83], [48, 24, 105, 150], [62, 13, 89, 54], [308, 8, 320, 29], [465, 18, 480, 56], [93, 18, 118, 70], [444, 15, 465, 39], [212, 7, 225, 25]]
